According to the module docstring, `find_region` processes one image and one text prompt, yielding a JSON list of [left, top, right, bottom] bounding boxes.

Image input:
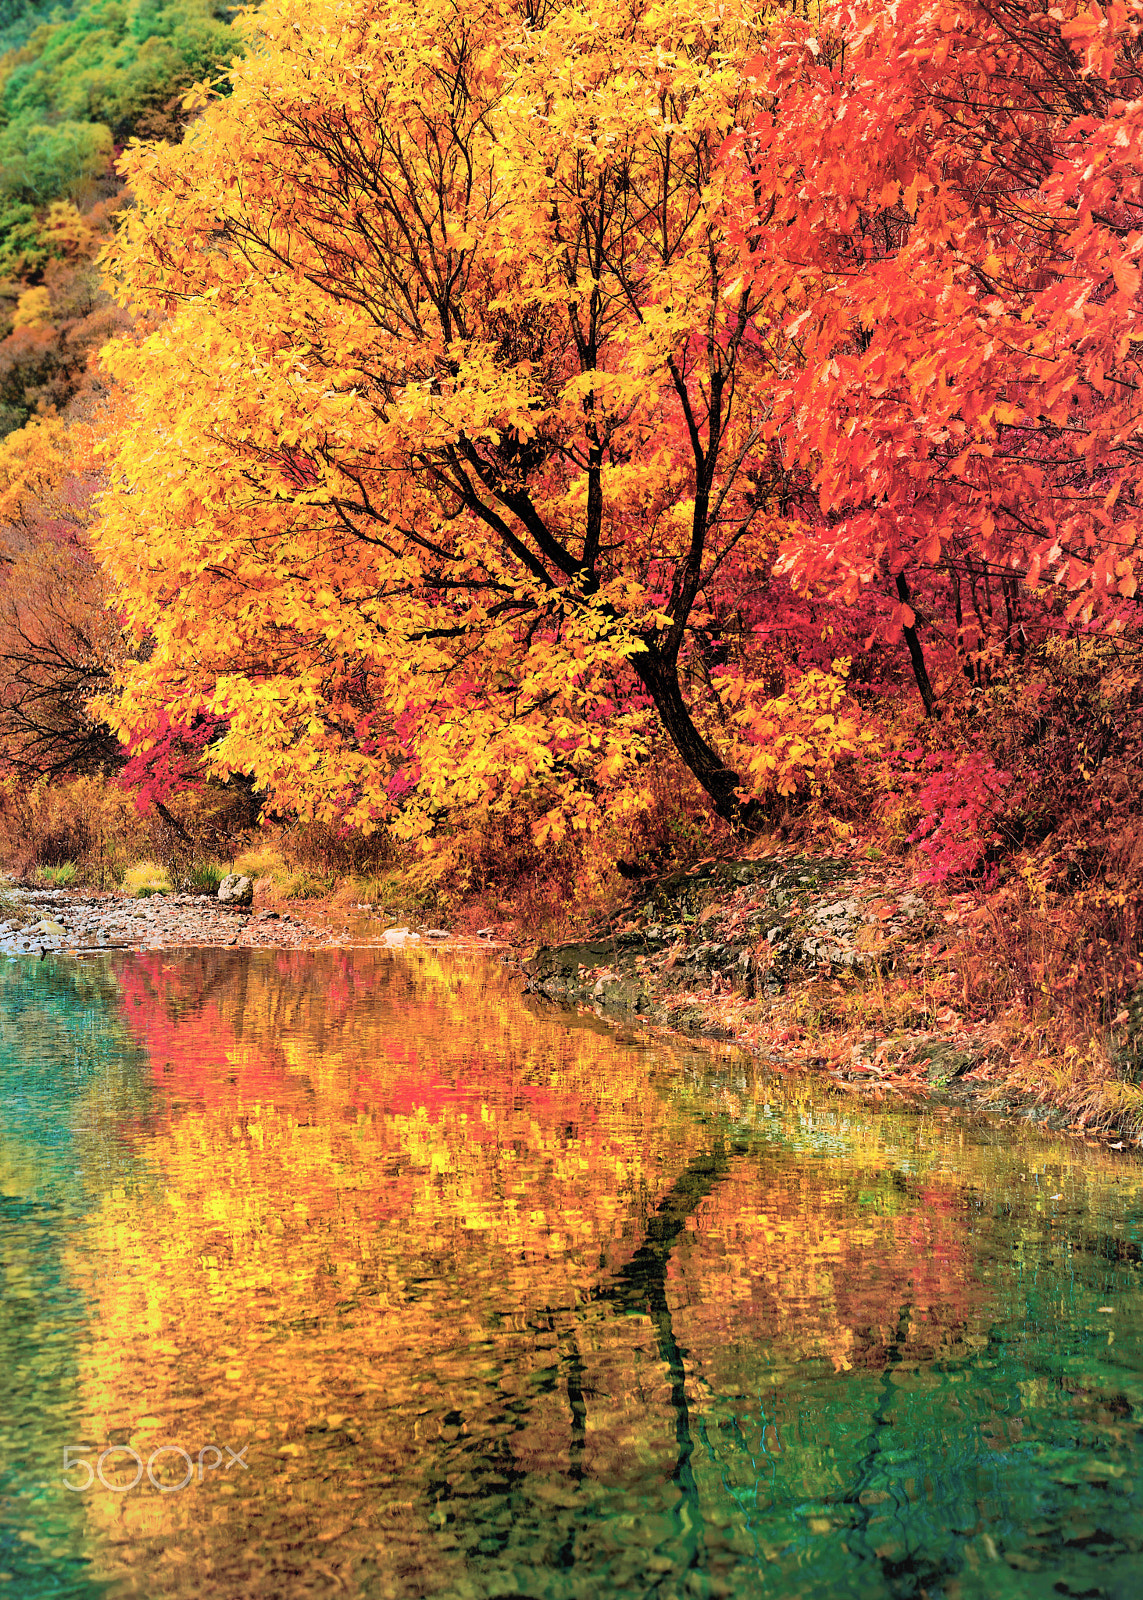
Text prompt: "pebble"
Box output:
[[0, 890, 332, 956], [0, 890, 486, 957]]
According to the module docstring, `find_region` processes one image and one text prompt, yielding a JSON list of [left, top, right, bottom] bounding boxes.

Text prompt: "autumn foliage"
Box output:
[[734, 0, 1143, 642], [86, 0, 1140, 849], [0, 409, 120, 775], [94, 0, 816, 841], [0, 0, 1136, 1062]]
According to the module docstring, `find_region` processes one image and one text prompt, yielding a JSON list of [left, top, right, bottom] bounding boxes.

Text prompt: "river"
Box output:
[[1, 948, 1141, 1599]]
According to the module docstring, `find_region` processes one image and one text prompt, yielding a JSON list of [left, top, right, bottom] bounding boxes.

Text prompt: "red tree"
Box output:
[[730, 0, 1143, 710]]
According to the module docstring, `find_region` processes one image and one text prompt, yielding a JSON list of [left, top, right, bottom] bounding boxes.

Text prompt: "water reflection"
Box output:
[[1, 950, 1142, 1598]]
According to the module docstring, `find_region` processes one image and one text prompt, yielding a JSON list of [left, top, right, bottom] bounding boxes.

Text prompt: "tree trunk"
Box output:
[[633, 645, 763, 830], [895, 574, 936, 718], [153, 798, 194, 844]]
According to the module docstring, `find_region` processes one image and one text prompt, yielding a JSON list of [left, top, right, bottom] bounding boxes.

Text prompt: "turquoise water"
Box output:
[[1, 948, 1142, 1599]]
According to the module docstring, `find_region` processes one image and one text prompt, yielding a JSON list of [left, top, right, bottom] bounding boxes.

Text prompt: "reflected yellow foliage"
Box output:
[[55, 949, 1143, 1597]]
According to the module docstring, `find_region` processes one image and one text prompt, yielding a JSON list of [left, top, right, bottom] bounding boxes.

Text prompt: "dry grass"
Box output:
[[0, 774, 148, 885]]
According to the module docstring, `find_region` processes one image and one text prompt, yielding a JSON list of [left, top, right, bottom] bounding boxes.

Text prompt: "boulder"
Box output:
[[217, 874, 254, 908]]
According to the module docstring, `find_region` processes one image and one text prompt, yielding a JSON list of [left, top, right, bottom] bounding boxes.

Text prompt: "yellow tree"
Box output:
[[95, 0, 789, 840]]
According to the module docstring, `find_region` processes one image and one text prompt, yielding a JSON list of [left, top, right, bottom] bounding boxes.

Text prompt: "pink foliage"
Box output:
[[118, 710, 227, 811], [907, 749, 1016, 886]]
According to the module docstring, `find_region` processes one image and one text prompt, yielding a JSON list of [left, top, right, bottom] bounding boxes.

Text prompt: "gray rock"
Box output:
[[217, 874, 254, 907], [906, 1038, 982, 1085]]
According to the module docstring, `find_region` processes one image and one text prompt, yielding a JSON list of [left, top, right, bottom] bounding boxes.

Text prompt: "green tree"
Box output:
[[0, 118, 111, 203]]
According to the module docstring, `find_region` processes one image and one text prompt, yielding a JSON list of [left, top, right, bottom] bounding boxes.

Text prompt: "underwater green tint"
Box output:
[[1, 948, 1142, 1599]]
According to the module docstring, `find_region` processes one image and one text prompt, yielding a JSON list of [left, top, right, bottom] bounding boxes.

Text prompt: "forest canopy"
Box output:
[[0, 0, 1133, 990], [0, 0, 237, 276]]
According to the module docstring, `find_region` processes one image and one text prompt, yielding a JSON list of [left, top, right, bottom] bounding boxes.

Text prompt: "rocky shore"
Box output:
[[0, 887, 466, 956], [522, 850, 946, 1053], [6, 863, 1137, 1145], [0, 888, 325, 955], [514, 850, 1143, 1146], [517, 848, 1098, 1128]]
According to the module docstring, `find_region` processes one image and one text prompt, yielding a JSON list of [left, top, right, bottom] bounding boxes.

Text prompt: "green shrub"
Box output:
[[181, 859, 224, 894], [33, 860, 76, 885], [1, 0, 238, 142], [0, 119, 111, 205], [0, 0, 241, 264], [121, 860, 171, 897]]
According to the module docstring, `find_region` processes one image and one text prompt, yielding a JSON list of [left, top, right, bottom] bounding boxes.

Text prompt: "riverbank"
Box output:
[[7, 860, 1142, 1150], [0, 886, 495, 955], [519, 844, 1143, 1151]]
